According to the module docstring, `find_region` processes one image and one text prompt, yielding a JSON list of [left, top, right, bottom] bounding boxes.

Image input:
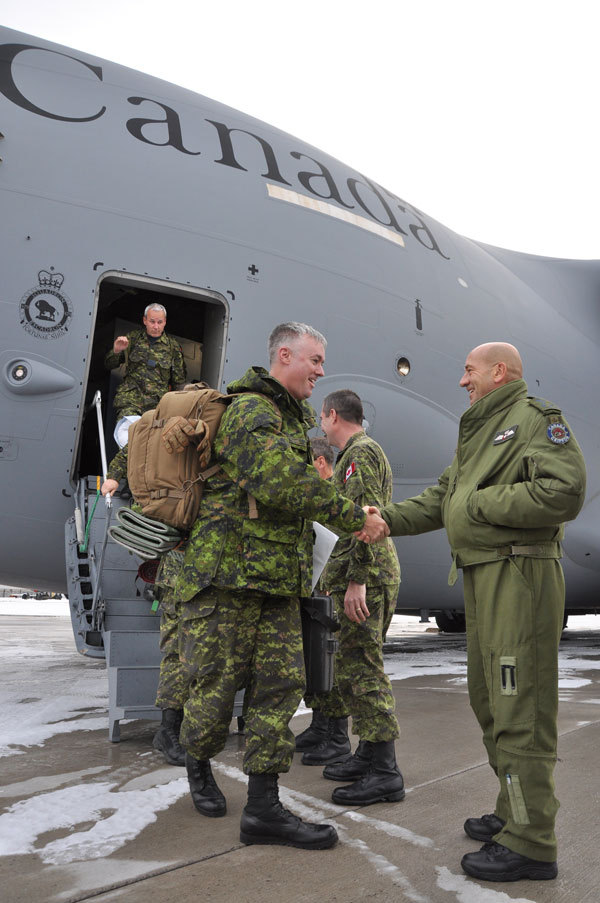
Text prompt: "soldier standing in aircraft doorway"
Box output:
[[358, 342, 586, 883], [104, 302, 186, 448]]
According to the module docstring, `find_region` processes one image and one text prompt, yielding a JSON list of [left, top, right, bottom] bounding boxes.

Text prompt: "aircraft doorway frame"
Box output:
[[71, 270, 230, 488]]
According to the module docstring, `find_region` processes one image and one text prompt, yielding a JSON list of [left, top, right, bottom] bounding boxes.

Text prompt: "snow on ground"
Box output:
[[0, 603, 597, 880]]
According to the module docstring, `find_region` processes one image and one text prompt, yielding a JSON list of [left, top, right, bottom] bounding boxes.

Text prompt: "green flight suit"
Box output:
[[175, 366, 366, 774], [315, 432, 401, 742], [380, 379, 586, 862], [105, 328, 186, 418]]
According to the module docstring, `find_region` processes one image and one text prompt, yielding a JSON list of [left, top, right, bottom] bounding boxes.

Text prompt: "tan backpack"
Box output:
[[126, 384, 280, 532]]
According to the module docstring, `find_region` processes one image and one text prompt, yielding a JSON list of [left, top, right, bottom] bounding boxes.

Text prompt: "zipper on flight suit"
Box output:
[[505, 773, 530, 825]]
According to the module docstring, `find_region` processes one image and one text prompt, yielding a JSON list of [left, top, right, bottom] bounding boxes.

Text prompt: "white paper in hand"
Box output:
[[312, 521, 338, 591]]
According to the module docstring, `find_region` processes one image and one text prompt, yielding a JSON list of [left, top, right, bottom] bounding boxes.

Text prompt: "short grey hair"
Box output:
[[310, 436, 334, 467], [144, 303, 167, 317], [268, 322, 327, 364]]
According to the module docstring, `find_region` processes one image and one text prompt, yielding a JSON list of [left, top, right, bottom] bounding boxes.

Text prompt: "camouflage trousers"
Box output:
[[154, 591, 192, 710], [315, 584, 400, 742], [178, 585, 305, 774]]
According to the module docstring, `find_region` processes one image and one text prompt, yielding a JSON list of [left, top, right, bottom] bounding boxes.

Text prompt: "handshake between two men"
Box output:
[[355, 506, 390, 544]]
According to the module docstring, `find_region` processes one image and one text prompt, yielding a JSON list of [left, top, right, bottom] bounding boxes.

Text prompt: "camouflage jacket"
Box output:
[[156, 546, 186, 592], [104, 328, 186, 417], [381, 379, 586, 581], [106, 444, 128, 482], [176, 366, 366, 600], [321, 431, 400, 591]]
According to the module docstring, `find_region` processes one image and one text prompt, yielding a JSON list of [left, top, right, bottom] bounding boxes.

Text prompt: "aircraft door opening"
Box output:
[[73, 273, 229, 484], [66, 273, 228, 659]]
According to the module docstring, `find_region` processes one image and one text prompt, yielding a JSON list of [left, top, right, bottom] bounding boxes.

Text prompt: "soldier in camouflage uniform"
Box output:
[[173, 322, 387, 850], [301, 389, 404, 808], [151, 546, 191, 766], [359, 343, 586, 882], [104, 303, 186, 447], [103, 444, 128, 487], [101, 455, 190, 767]]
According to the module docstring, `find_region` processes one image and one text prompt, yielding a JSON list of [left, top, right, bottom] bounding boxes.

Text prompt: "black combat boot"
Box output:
[[240, 773, 338, 849], [295, 709, 330, 751], [331, 740, 405, 806], [461, 842, 558, 881], [464, 812, 506, 842], [185, 754, 227, 817], [152, 708, 186, 766], [301, 717, 351, 765], [323, 739, 373, 781]]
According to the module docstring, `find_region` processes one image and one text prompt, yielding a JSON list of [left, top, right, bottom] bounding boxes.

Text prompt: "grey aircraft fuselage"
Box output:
[[0, 28, 598, 624]]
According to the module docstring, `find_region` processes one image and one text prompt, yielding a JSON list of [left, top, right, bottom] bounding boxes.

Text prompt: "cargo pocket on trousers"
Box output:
[[179, 597, 219, 680]]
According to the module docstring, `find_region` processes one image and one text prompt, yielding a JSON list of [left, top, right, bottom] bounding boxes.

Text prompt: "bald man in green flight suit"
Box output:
[[358, 342, 586, 883]]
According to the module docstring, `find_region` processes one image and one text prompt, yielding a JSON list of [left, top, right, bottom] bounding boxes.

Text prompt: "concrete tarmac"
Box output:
[[1, 608, 599, 903]]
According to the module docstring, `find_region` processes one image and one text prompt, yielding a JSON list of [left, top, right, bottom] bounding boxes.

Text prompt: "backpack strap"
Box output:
[[225, 391, 283, 430], [233, 393, 283, 519], [252, 393, 283, 431], [185, 390, 284, 519]]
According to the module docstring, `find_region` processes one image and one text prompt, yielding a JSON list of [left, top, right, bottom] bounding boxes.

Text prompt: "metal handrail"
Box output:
[[89, 391, 113, 629]]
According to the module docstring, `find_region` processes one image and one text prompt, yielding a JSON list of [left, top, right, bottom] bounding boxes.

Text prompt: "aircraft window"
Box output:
[[396, 357, 411, 377]]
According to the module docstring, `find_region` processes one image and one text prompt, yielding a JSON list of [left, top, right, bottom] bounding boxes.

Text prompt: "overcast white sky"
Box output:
[[1, 0, 598, 259]]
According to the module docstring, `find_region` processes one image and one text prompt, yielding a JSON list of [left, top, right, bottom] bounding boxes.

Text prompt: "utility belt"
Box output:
[[495, 543, 561, 558], [449, 541, 561, 585]]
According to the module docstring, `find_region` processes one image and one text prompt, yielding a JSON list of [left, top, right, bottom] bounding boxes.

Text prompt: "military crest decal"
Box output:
[[19, 269, 73, 340]]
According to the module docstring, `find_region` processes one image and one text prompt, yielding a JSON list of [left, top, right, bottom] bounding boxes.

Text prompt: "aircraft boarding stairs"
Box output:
[[66, 477, 244, 742]]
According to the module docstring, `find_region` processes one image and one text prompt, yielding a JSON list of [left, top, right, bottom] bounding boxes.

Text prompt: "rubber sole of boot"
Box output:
[[461, 858, 557, 882], [152, 733, 185, 767], [240, 828, 338, 850], [332, 787, 406, 806]]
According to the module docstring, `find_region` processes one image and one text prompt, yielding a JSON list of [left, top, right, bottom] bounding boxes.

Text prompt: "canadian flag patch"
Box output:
[[345, 462, 356, 482]]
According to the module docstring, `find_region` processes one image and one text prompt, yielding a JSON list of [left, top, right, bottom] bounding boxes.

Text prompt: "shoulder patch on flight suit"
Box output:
[[344, 462, 356, 482], [547, 422, 570, 444], [493, 425, 518, 445]]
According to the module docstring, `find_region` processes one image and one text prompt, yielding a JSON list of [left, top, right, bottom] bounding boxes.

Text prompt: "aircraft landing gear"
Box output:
[[435, 610, 466, 633]]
